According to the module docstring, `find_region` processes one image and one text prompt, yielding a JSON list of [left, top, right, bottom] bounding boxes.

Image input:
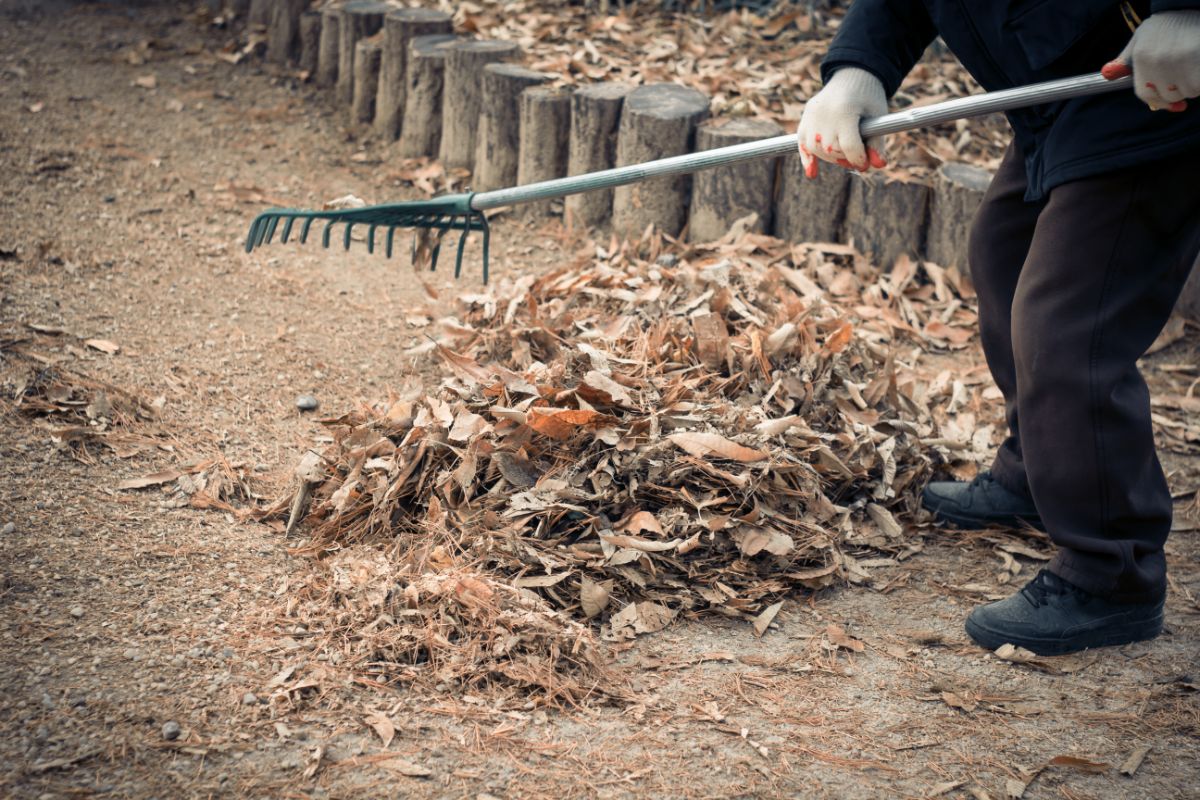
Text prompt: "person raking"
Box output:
[[797, 1, 1200, 655]]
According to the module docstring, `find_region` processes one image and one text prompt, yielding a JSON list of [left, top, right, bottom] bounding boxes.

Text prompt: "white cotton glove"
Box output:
[[1103, 10, 1200, 112], [796, 67, 889, 178]]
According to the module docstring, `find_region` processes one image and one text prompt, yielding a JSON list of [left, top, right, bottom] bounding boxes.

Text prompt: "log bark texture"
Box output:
[[247, 0, 270, 27], [396, 34, 457, 159], [336, 1, 388, 107], [927, 162, 992, 271], [844, 174, 932, 269], [351, 38, 383, 124], [565, 83, 631, 229], [438, 40, 521, 172], [517, 86, 572, 216], [687, 117, 783, 242], [316, 5, 340, 87], [774, 154, 851, 245], [267, 0, 307, 65], [611, 83, 709, 238], [474, 65, 553, 192], [375, 8, 453, 141], [298, 10, 321, 76]]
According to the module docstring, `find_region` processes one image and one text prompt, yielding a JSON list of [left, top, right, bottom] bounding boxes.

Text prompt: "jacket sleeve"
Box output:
[[1150, 2, 1200, 12], [820, 0, 938, 97]]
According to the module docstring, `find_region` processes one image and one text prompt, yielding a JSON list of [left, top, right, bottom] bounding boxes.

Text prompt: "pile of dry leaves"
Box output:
[[266, 227, 990, 700]]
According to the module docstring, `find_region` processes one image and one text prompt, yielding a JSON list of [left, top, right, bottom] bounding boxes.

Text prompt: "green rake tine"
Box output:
[[385, 225, 396, 258], [322, 220, 335, 249], [342, 221, 354, 251], [264, 215, 280, 245], [280, 215, 296, 244], [480, 212, 491, 285], [453, 216, 472, 279], [299, 216, 315, 244], [367, 224, 377, 254]]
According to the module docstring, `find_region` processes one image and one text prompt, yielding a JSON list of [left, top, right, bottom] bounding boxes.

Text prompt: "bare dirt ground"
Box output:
[[1, 4, 1198, 799]]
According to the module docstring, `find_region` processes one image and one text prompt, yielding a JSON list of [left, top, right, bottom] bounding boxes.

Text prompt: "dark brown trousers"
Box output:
[[970, 144, 1200, 602]]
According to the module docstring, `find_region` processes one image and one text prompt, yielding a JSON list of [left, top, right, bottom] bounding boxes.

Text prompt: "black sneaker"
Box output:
[[922, 471, 1045, 531], [965, 570, 1165, 656]]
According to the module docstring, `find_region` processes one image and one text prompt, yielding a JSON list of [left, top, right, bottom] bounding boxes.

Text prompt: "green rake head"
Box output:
[[244, 193, 492, 283]]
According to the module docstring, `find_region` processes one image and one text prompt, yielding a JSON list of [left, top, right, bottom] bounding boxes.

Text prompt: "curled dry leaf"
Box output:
[[84, 338, 120, 355], [668, 431, 768, 462]]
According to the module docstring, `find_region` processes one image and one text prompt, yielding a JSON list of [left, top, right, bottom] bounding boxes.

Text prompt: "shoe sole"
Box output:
[[965, 611, 1164, 656], [928, 505, 1046, 533]]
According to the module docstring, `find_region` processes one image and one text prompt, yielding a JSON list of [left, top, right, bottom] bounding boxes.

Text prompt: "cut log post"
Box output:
[[337, 1, 388, 107], [843, 174, 932, 269], [474, 65, 553, 192], [316, 6, 340, 87], [351, 38, 383, 124], [517, 86, 572, 216], [438, 40, 521, 172], [611, 83, 710, 238], [375, 8, 453, 141], [298, 10, 321, 76], [247, 0, 270, 27], [687, 117, 783, 242], [267, 0, 306, 65], [774, 154, 852, 245], [397, 34, 458, 159], [927, 162, 992, 271], [565, 83, 631, 229]]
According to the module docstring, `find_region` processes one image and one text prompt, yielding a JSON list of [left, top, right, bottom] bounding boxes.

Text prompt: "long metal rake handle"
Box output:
[[471, 72, 1133, 212]]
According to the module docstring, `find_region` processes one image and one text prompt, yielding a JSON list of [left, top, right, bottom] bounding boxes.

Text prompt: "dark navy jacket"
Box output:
[[822, 0, 1200, 200]]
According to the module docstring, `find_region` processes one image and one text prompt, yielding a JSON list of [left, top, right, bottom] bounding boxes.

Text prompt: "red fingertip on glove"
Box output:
[[867, 148, 888, 169], [1168, 100, 1189, 112], [1101, 61, 1132, 80]]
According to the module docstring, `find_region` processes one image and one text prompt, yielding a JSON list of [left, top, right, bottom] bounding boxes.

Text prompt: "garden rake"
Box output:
[[245, 72, 1132, 283]]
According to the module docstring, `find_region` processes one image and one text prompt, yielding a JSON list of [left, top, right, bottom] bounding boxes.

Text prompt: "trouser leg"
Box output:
[[967, 144, 1045, 498], [1011, 152, 1200, 601]]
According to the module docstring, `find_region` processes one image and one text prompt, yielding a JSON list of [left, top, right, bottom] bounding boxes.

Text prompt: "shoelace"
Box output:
[[1021, 570, 1086, 609]]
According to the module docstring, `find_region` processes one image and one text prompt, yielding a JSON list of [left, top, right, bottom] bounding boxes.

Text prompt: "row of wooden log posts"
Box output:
[[250, 0, 996, 274]]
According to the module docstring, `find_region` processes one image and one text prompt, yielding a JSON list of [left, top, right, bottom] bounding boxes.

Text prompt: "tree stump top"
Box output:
[[483, 63, 553, 82], [447, 39, 521, 56], [411, 34, 456, 56], [698, 117, 783, 140], [939, 161, 993, 191], [625, 84, 710, 119], [386, 7, 453, 24], [576, 82, 634, 101], [344, 0, 392, 15]]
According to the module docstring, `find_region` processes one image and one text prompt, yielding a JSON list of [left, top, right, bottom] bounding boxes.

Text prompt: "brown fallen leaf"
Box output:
[[752, 600, 783, 637], [84, 338, 120, 355], [363, 712, 395, 749], [668, 431, 768, 462], [580, 576, 612, 619], [940, 690, 978, 713], [1047, 755, 1109, 774], [825, 624, 865, 653], [527, 408, 616, 440], [618, 510, 663, 535], [379, 756, 431, 778], [1119, 743, 1151, 777], [117, 470, 182, 491]]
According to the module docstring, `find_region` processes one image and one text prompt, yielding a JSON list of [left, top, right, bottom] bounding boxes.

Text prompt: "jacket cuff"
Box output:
[[821, 46, 903, 97]]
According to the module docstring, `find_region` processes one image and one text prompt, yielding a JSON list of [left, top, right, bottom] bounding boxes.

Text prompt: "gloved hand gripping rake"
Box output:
[[245, 72, 1131, 283]]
